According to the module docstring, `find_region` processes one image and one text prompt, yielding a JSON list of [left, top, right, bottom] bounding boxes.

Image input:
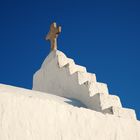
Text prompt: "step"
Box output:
[[57, 51, 69, 68], [66, 58, 77, 74], [83, 82, 109, 96], [99, 94, 122, 110], [65, 59, 87, 75], [102, 106, 137, 120], [96, 82, 109, 94], [75, 65, 87, 73], [87, 73, 97, 82], [83, 81, 99, 96], [86, 93, 122, 111], [77, 72, 96, 85]]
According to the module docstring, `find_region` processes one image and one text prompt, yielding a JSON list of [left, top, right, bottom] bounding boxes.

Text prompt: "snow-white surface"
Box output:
[[33, 50, 136, 119], [0, 84, 140, 140], [33, 51, 120, 111]]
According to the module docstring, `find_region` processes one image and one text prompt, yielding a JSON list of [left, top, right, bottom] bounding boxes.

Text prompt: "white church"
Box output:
[[0, 22, 139, 140]]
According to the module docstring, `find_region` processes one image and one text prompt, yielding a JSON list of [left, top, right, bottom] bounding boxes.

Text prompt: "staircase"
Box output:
[[33, 50, 136, 119]]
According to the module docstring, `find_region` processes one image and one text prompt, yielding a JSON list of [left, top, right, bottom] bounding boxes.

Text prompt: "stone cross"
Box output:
[[46, 22, 61, 51]]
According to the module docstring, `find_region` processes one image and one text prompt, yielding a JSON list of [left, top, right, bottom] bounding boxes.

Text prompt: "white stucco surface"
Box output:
[[0, 84, 140, 140], [33, 51, 117, 110], [33, 50, 136, 119]]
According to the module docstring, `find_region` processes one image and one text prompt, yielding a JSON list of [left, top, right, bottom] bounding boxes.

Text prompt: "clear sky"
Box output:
[[0, 0, 140, 119]]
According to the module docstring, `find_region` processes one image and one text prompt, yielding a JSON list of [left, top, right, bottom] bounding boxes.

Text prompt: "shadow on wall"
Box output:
[[65, 98, 87, 108]]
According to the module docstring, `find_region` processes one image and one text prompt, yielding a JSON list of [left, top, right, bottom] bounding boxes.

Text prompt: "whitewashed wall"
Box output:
[[0, 84, 140, 140]]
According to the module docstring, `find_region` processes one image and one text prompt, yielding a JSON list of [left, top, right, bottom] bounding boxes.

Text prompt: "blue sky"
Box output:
[[0, 0, 140, 119]]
